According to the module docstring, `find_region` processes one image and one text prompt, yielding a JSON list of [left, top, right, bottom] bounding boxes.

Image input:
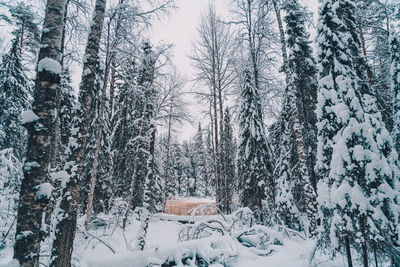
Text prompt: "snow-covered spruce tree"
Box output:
[[181, 141, 193, 197], [0, 148, 23, 249], [283, 0, 318, 189], [274, 97, 302, 231], [316, 0, 400, 265], [92, 96, 113, 214], [220, 108, 235, 213], [279, 0, 319, 236], [237, 69, 274, 222], [390, 30, 400, 155], [0, 38, 31, 161], [355, 0, 398, 131], [14, 0, 65, 265], [193, 123, 207, 198], [51, 0, 107, 265], [121, 42, 158, 225], [134, 42, 158, 212], [171, 143, 184, 196], [159, 135, 176, 198], [111, 59, 138, 198]]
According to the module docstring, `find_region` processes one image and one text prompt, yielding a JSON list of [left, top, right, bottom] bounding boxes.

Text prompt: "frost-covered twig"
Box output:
[[80, 231, 116, 254], [0, 217, 16, 246]]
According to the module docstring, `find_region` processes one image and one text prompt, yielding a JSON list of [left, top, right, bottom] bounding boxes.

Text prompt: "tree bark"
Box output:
[[84, 10, 114, 230], [272, 0, 288, 75], [344, 234, 353, 267], [50, 0, 107, 265], [14, 0, 66, 266], [107, 0, 124, 120]]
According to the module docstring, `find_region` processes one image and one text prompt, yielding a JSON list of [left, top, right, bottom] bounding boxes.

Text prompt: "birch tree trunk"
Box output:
[[14, 0, 65, 266], [84, 10, 115, 230], [50, 0, 106, 265]]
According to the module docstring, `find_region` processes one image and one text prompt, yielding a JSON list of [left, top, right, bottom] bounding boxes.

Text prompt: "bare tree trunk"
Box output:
[[212, 90, 219, 204], [123, 100, 148, 229], [209, 100, 218, 197], [165, 101, 173, 199], [14, 0, 65, 266], [50, 0, 107, 265]]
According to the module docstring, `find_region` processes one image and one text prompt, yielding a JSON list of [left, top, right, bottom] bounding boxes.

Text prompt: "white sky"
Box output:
[[151, 0, 232, 141], [150, 0, 319, 141]]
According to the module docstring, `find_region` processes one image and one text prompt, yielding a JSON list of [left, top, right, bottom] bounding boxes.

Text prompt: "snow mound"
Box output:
[[21, 110, 39, 124], [38, 57, 62, 74], [83, 236, 237, 267]]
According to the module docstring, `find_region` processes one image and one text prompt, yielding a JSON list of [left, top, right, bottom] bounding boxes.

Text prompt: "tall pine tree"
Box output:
[[237, 69, 274, 221], [316, 0, 400, 265]]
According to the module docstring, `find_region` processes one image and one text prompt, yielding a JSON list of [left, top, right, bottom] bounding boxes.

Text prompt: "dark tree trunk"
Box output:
[[14, 0, 66, 266], [50, 0, 106, 265], [344, 234, 353, 267], [272, 0, 288, 75], [373, 241, 378, 267]]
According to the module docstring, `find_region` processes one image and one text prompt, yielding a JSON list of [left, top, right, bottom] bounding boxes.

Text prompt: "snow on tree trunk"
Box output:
[[14, 0, 65, 266], [50, 0, 106, 265]]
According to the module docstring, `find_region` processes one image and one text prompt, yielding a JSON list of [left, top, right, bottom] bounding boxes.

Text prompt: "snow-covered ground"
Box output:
[[0, 213, 357, 267], [76, 215, 344, 267]]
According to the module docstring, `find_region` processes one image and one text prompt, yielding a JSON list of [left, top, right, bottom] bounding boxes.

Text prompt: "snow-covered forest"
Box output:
[[0, 0, 399, 266]]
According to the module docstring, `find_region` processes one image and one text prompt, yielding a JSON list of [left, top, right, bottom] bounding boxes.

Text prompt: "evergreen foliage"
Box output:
[[0, 38, 31, 161], [111, 59, 138, 197], [193, 123, 207, 198], [390, 30, 400, 155], [316, 0, 400, 263], [219, 108, 236, 213], [237, 69, 274, 220], [0, 2, 40, 56], [274, 97, 301, 230]]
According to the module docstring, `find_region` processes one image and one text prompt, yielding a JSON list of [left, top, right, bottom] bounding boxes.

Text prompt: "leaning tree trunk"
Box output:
[[84, 13, 114, 230], [272, 0, 288, 75], [14, 0, 65, 266], [50, 0, 106, 266]]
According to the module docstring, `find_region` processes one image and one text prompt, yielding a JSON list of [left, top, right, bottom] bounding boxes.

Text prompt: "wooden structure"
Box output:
[[164, 199, 217, 216]]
